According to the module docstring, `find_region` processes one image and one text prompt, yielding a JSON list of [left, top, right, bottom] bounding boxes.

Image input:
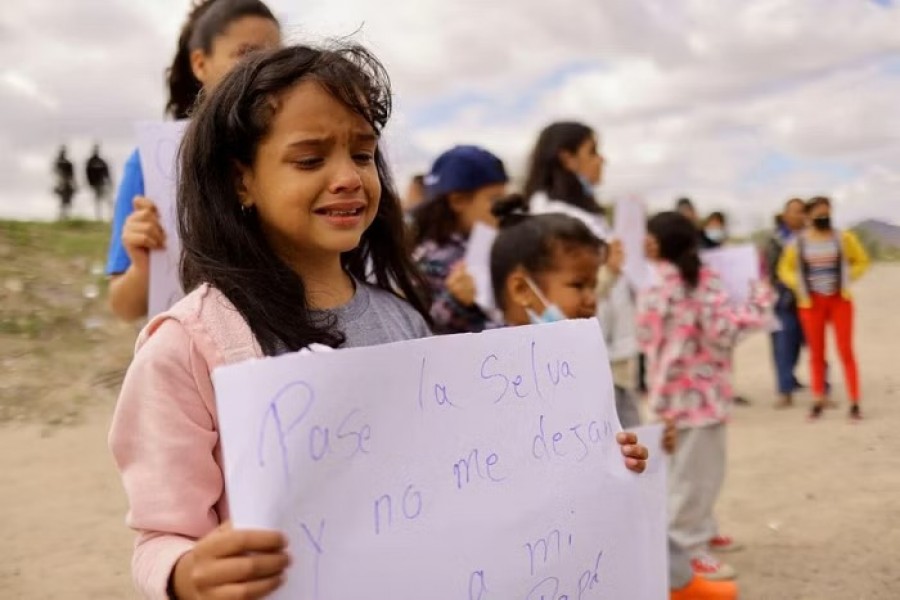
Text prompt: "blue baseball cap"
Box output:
[[424, 145, 508, 198]]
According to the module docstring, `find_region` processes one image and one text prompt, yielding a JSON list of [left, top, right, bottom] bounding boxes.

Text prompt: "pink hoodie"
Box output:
[[109, 284, 263, 599]]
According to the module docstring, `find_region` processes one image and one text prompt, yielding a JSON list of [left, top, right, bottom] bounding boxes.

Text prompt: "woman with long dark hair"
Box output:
[[524, 121, 635, 424]]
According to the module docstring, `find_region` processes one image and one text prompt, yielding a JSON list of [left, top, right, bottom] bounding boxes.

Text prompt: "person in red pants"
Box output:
[[777, 196, 870, 420]]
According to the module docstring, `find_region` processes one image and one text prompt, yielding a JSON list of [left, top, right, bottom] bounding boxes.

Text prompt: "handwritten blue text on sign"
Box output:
[[214, 320, 667, 600]]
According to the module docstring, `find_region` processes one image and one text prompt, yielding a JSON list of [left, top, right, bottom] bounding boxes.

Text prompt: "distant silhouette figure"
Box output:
[[53, 146, 76, 220], [85, 144, 112, 220]]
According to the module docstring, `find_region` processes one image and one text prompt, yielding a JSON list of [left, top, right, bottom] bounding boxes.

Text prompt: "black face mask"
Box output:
[[812, 215, 832, 231]]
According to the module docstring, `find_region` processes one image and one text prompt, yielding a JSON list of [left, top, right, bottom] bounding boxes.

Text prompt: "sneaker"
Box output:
[[671, 575, 739, 600], [775, 394, 793, 410], [691, 555, 737, 581], [849, 404, 862, 421], [709, 535, 744, 553]]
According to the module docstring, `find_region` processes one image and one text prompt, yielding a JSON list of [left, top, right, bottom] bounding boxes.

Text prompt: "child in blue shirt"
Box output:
[[106, 0, 281, 320]]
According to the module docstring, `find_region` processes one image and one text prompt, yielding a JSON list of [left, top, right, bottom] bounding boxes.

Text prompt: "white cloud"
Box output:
[[1, 0, 899, 230], [1, 71, 58, 111], [833, 165, 900, 228]]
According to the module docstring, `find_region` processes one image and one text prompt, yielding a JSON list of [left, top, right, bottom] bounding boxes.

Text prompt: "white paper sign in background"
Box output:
[[136, 121, 188, 317], [214, 320, 667, 600], [701, 243, 761, 305], [463, 222, 499, 311], [613, 196, 654, 291]]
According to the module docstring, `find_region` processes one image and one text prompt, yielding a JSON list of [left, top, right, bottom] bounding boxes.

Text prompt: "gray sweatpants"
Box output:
[[669, 538, 694, 590], [668, 423, 727, 556], [614, 385, 641, 431]]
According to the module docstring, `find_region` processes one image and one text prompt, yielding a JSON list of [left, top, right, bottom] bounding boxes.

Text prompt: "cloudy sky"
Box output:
[[1, 0, 898, 231]]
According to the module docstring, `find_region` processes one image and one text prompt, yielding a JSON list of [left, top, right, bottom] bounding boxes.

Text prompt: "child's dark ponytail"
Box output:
[[165, 0, 279, 120], [673, 250, 702, 289], [647, 211, 702, 289], [491, 193, 530, 228]]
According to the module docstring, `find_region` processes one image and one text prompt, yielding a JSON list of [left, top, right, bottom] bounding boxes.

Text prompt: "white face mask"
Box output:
[[523, 276, 568, 324], [705, 228, 726, 243]]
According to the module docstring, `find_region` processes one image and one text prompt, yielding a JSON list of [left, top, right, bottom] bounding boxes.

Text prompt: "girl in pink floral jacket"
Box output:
[[637, 211, 772, 582]]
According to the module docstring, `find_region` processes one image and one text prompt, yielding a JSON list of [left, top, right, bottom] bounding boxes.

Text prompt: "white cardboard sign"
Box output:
[[136, 121, 188, 317], [613, 196, 654, 291], [464, 222, 499, 311], [213, 320, 668, 600], [701, 243, 761, 305]]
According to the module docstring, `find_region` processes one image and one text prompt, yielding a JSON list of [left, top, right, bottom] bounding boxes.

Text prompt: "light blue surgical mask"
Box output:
[[524, 277, 568, 324], [526, 304, 568, 325], [577, 174, 595, 197]]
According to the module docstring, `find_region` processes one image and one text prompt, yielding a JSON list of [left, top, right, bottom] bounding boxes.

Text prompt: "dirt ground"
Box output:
[[1, 258, 898, 599]]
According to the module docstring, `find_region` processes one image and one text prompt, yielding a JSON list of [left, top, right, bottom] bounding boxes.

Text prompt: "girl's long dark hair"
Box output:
[[166, 0, 279, 120], [411, 193, 458, 246], [178, 44, 430, 355], [648, 211, 702, 289], [523, 121, 603, 215]]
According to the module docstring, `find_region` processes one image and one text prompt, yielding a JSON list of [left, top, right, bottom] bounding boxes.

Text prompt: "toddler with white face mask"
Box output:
[[489, 195, 606, 327]]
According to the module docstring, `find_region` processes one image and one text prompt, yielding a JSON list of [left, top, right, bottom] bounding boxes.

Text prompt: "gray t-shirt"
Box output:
[[311, 283, 431, 349]]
